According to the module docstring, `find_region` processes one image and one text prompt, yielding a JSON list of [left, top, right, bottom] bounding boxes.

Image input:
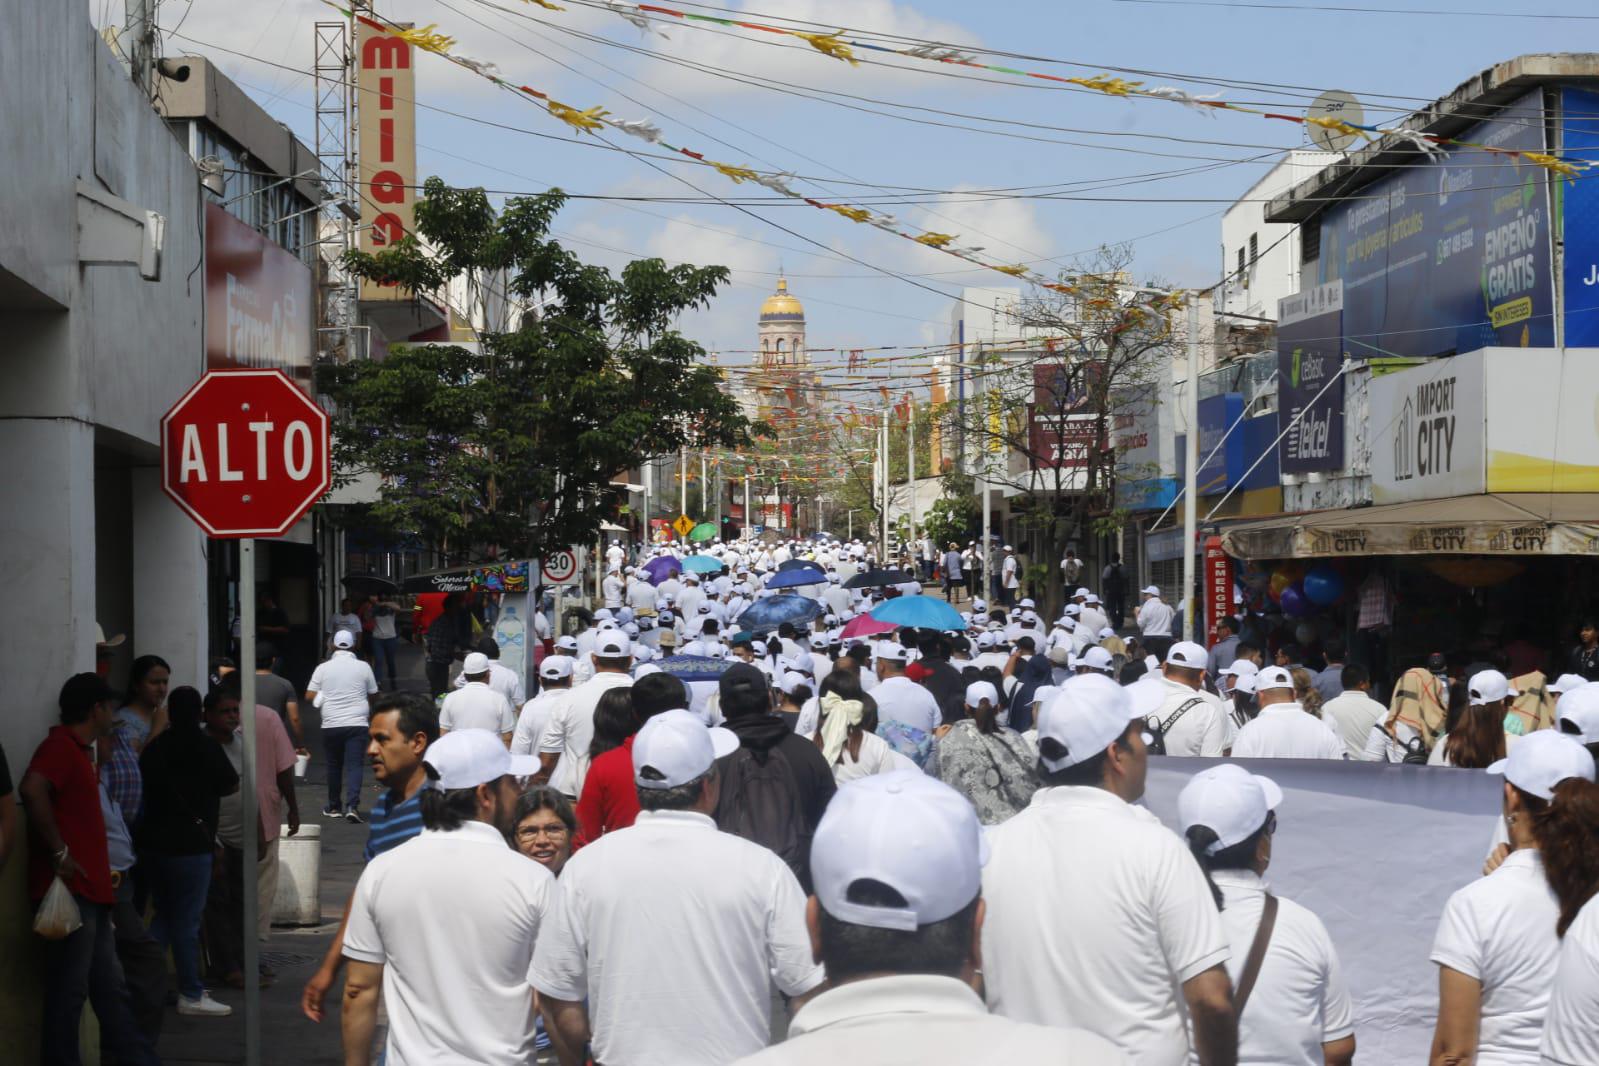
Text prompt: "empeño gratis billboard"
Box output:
[[1317, 91, 1554, 359]]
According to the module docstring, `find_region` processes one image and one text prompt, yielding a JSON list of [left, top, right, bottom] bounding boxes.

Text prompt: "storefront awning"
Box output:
[[1220, 493, 1599, 560]]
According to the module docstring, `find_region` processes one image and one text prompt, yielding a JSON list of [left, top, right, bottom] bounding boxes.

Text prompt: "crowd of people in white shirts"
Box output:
[[313, 536, 1599, 1066]]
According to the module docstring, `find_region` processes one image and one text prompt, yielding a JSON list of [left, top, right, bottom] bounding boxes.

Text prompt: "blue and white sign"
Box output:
[[1561, 88, 1599, 347]]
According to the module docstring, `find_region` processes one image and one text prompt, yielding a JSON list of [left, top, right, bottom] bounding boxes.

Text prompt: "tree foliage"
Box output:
[[318, 178, 757, 560]]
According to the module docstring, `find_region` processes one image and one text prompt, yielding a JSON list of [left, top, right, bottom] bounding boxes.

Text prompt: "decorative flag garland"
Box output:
[[329, 4, 1180, 330]]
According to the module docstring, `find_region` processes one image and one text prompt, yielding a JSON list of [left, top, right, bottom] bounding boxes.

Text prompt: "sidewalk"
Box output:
[[157, 642, 431, 1064]]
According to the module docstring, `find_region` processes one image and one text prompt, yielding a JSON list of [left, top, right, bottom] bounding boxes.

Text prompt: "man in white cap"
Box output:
[[340, 730, 553, 1066], [1079, 593, 1109, 637], [1137, 585, 1175, 660], [537, 632, 633, 799], [606, 539, 626, 572], [512, 655, 574, 758], [1147, 642, 1229, 758], [735, 772, 1126, 1065], [626, 569, 658, 617], [676, 571, 707, 623], [531, 710, 824, 1065], [1179, 765, 1355, 1066], [307, 628, 380, 820], [1076, 646, 1116, 677], [1230, 666, 1345, 760], [450, 638, 525, 707], [1000, 546, 1019, 607], [439, 652, 517, 745], [873, 644, 942, 768], [982, 675, 1237, 1065], [602, 565, 625, 611]]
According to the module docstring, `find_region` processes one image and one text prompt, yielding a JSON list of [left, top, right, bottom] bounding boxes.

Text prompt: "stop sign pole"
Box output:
[[161, 369, 330, 1066]]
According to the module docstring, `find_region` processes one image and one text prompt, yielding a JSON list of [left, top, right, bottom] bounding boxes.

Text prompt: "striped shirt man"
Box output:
[[363, 788, 424, 862]]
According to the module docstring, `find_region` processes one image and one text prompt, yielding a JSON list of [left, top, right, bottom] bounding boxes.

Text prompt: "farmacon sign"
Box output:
[[204, 202, 313, 390], [355, 18, 417, 302]]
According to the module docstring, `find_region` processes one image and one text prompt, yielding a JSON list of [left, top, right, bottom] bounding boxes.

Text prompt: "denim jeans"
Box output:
[[371, 636, 400, 688], [112, 875, 166, 1045], [146, 850, 213, 999], [324, 725, 368, 811], [41, 897, 160, 1066]]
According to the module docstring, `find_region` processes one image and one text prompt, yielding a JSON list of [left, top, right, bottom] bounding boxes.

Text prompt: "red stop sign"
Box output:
[[161, 369, 331, 539]]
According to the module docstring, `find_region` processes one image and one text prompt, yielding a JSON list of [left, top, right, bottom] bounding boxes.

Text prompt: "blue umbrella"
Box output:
[[681, 554, 724, 575], [766, 567, 827, 590], [735, 594, 822, 634], [777, 558, 821, 572], [870, 595, 966, 632], [641, 556, 681, 585], [654, 654, 734, 684]]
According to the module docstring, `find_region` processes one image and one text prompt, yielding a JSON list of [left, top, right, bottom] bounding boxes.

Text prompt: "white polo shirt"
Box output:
[[1431, 849, 1561, 1065], [343, 821, 554, 1066], [870, 675, 941, 735], [1319, 691, 1388, 759], [306, 650, 378, 729], [537, 671, 633, 797], [1230, 704, 1346, 760], [528, 809, 824, 1065], [511, 688, 569, 757], [981, 786, 1229, 1066], [1542, 896, 1599, 1066], [1138, 597, 1174, 637], [1208, 869, 1353, 1066], [439, 682, 517, 736], [452, 661, 525, 708], [731, 974, 1128, 1065], [1150, 678, 1229, 757]]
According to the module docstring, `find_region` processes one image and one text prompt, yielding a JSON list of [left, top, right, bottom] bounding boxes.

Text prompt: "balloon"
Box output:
[[1302, 565, 1344, 606], [1268, 571, 1293, 603], [1279, 583, 1310, 617]]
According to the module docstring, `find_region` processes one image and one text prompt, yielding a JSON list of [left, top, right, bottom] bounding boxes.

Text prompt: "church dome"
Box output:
[[759, 277, 804, 321]]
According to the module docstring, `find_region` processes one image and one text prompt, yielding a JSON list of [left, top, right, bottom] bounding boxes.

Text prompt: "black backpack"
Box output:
[[716, 744, 807, 884]]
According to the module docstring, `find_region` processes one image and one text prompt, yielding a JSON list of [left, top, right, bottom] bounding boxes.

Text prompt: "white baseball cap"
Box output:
[[975, 632, 996, 650], [539, 655, 573, 680], [876, 643, 912, 663], [595, 632, 632, 658], [1036, 674, 1142, 772], [1098, 627, 1116, 639], [1468, 669, 1512, 706], [811, 771, 988, 932], [632, 708, 739, 789], [1256, 665, 1295, 691], [333, 630, 356, 649], [462, 652, 492, 675], [424, 729, 538, 789], [1222, 659, 1260, 678], [1073, 588, 1091, 600], [1078, 646, 1115, 674], [554, 635, 579, 653], [1064, 603, 1082, 617], [964, 680, 999, 708], [780, 671, 810, 695], [1165, 641, 1207, 669], [1085, 594, 1102, 605], [1142, 585, 1161, 596], [1019, 597, 1036, 610], [1556, 684, 1599, 744], [1550, 674, 1588, 697], [1232, 671, 1259, 696], [594, 608, 614, 621], [1178, 764, 1283, 855], [972, 598, 987, 612], [1487, 729, 1596, 800]]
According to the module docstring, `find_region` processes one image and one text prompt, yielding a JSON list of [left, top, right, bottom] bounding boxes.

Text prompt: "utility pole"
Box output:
[[880, 408, 890, 561], [907, 400, 917, 569], [678, 446, 687, 521], [123, 0, 156, 97], [1181, 299, 1200, 642], [743, 473, 751, 542]]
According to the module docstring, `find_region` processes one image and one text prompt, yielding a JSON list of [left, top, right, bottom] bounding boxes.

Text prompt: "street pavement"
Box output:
[[157, 643, 431, 1064]]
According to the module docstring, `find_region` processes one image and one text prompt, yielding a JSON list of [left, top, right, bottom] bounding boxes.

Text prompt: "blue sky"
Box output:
[[140, 0, 1588, 373]]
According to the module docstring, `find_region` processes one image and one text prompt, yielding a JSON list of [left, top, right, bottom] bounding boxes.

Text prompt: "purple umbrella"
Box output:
[[642, 556, 681, 586]]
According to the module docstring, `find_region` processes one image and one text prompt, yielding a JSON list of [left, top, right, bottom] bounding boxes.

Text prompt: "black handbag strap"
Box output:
[[1234, 893, 1279, 1018], [1156, 696, 1206, 737]]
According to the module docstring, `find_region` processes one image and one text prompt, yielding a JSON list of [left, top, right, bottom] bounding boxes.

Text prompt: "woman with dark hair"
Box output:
[[1534, 742, 1599, 1064], [811, 671, 898, 784], [575, 673, 687, 845], [1431, 671, 1512, 768], [934, 681, 1038, 825], [1429, 731, 1594, 1066], [1180, 764, 1356, 1066], [118, 655, 171, 753], [1006, 652, 1054, 732], [138, 686, 239, 1018], [511, 788, 576, 877]]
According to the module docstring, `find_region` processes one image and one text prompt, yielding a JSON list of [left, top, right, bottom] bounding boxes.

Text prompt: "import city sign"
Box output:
[[1368, 351, 1485, 504], [161, 370, 331, 538]]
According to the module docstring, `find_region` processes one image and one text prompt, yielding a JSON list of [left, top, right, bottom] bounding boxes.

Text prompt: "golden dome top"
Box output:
[[759, 277, 805, 320]]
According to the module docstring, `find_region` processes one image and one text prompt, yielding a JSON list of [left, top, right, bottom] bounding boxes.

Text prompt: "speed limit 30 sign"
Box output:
[[541, 549, 584, 586]]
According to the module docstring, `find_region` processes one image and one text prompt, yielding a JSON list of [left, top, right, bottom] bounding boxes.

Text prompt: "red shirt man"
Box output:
[[24, 714, 115, 904]]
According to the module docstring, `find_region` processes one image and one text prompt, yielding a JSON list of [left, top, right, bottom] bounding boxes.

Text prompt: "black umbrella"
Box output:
[[844, 568, 915, 590], [342, 572, 399, 597]]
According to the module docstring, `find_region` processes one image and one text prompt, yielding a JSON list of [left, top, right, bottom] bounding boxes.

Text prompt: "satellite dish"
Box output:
[[1306, 90, 1364, 153]]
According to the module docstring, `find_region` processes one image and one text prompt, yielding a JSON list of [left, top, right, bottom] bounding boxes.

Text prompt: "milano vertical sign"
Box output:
[[1277, 281, 1345, 474], [356, 17, 417, 302]]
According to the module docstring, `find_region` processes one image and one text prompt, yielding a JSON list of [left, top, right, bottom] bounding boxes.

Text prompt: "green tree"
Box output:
[[319, 178, 756, 559], [920, 471, 980, 548]]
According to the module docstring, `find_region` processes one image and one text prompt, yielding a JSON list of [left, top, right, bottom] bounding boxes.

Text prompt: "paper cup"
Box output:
[[294, 752, 310, 778]]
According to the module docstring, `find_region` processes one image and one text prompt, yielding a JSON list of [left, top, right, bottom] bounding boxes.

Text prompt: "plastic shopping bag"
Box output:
[[33, 876, 82, 940]]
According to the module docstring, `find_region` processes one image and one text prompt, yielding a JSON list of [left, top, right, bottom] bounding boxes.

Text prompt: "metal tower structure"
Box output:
[[313, 17, 360, 361]]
